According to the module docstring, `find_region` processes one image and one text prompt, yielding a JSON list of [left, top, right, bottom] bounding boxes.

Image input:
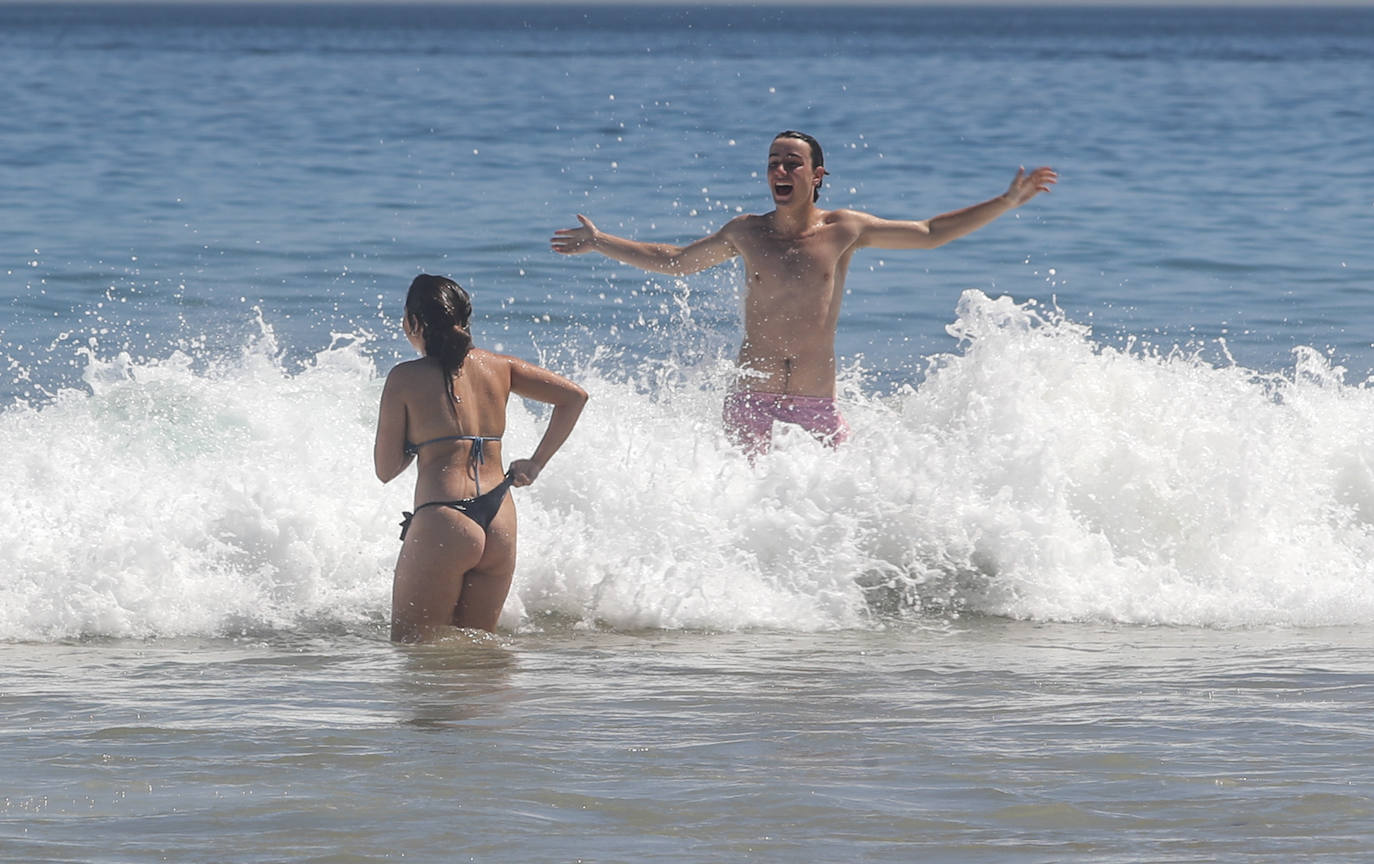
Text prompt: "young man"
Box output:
[[551, 130, 1056, 456]]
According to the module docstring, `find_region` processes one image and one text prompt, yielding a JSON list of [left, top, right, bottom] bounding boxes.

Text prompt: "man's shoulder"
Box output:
[[715, 211, 770, 245], [721, 211, 768, 231], [822, 207, 876, 225]]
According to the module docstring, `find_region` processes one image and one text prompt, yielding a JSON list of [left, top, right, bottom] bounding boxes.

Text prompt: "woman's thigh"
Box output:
[[391, 508, 486, 642], [452, 499, 518, 631]]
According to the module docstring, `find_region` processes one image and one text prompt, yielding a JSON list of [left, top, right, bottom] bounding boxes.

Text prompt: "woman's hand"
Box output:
[[508, 459, 543, 487]]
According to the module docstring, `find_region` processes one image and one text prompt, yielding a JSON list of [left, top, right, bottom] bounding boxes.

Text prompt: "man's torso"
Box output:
[[723, 209, 864, 397]]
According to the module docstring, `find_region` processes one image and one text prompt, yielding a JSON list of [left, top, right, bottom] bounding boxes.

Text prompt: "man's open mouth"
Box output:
[[774, 183, 794, 196]]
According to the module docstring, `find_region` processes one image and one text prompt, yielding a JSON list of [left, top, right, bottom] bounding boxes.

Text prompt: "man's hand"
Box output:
[[1001, 166, 1058, 208], [551, 214, 599, 255]]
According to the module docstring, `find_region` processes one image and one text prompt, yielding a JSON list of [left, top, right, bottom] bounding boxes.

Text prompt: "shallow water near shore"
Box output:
[[5, 621, 1373, 862]]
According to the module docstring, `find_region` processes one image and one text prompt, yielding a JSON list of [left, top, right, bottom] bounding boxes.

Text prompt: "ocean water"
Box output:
[[3, 4, 1374, 861]]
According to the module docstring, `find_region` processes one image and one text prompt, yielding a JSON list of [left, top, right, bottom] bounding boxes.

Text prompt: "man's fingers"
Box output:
[[551, 215, 594, 251], [551, 220, 588, 252], [1025, 167, 1057, 195]]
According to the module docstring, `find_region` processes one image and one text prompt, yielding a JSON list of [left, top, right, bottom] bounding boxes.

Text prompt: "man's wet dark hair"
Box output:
[[774, 130, 824, 202]]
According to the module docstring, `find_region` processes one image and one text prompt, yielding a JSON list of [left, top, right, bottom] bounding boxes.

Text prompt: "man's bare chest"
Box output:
[[741, 232, 849, 283]]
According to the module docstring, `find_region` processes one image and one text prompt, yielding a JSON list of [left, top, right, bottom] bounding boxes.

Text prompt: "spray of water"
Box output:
[[4, 290, 1373, 641]]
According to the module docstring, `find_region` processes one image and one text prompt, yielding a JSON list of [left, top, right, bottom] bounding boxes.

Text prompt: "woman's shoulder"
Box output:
[[467, 346, 514, 362], [388, 356, 435, 377], [384, 356, 439, 390], [464, 347, 521, 372]]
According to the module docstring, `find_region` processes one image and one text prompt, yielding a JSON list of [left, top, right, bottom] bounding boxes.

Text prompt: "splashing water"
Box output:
[[4, 290, 1373, 641]]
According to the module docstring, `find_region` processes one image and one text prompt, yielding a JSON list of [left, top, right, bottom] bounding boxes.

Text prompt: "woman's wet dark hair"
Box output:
[[405, 274, 473, 409], [774, 130, 824, 202]]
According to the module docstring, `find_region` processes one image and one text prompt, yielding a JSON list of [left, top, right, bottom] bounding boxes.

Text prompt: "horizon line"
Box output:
[[4, 0, 1373, 7]]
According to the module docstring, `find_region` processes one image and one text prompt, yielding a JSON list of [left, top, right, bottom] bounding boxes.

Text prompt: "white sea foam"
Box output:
[[4, 290, 1374, 641]]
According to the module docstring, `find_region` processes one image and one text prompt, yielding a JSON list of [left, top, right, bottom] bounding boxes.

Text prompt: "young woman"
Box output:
[[374, 274, 587, 642]]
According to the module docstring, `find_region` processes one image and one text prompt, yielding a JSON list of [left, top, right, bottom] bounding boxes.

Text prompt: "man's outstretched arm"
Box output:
[[551, 214, 740, 276], [858, 166, 1058, 251]]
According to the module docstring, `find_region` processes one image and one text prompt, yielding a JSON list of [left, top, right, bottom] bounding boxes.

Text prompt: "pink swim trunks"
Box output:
[[722, 390, 850, 456]]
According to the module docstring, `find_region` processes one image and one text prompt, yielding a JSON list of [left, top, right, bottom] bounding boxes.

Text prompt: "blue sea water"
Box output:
[[2, 5, 1374, 862]]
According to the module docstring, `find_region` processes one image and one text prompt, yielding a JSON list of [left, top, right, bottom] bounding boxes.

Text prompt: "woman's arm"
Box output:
[[506, 358, 588, 486], [373, 369, 414, 483]]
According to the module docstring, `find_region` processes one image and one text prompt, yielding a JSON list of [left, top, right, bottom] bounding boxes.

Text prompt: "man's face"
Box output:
[[767, 137, 822, 205]]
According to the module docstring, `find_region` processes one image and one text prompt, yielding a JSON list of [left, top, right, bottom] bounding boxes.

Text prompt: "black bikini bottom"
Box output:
[[399, 474, 513, 540]]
